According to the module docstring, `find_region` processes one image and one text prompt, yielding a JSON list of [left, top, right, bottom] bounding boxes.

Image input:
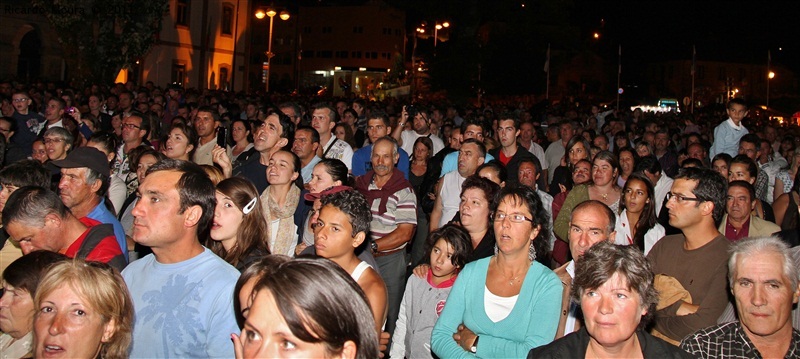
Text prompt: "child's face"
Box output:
[[430, 238, 458, 279], [314, 204, 362, 259]]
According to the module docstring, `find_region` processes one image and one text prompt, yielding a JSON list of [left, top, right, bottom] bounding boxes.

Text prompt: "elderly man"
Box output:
[[719, 181, 781, 241], [3, 186, 125, 271], [647, 167, 730, 344], [553, 200, 617, 339], [351, 110, 410, 179], [682, 236, 800, 358], [53, 147, 128, 260], [430, 139, 485, 231], [517, 157, 555, 249], [354, 136, 417, 336], [122, 159, 239, 357]]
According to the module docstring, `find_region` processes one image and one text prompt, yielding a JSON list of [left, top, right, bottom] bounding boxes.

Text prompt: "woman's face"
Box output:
[[572, 161, 591, 185], [111, 116, 123, 135], [568, 142, 588, 165], [164, 127, 193, 160], [88, 96, 102, 112], [592, 159, 618, 187], [636, 145, 650, 158], [728, 163, 753, 184], [33, 284, 114, 359], [44, 135, 69, 161], [232, 121, 249, 143], [308, 165, 340, 194], [32, 140, 48, 163], [334, 125, 347, 142], [712, 159, 729, 178], [459, 188, 490, 232], [413, 142, 430, 161], [343, 112, 357, 127], [623, 179, 650, 214], [136, 154, 159, 184], [615, 137, 628, 149], [211, 191, 244, 243], [619, 152, 634, 176], [267, 152, 299, 186], [581, 272, 646, 350], [0, 283, 35, 339], [241, 289, 332, 358], [493, 196, 540, 256]]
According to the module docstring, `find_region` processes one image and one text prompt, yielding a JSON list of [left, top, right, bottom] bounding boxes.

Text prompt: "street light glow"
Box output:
[[280, 11, 290, 20], [442, 22, 450, 28], [593, 32, 600, 39], [266, 9, 277, 18], [768, 71, 775, 79], [436, 24, 442, 30], [255, 10, 265, 19]]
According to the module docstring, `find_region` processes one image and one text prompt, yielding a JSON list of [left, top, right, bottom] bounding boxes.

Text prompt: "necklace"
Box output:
[[601, 192, 609, 201]]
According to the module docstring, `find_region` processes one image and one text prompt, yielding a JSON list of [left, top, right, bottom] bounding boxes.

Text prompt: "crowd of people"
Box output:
[[0, 79, 799, 358]]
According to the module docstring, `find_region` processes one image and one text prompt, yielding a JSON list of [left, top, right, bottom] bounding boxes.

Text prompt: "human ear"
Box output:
[[352, 231, 365, 248], [338, 340, 357, 359], [101, 318, 117, 343]]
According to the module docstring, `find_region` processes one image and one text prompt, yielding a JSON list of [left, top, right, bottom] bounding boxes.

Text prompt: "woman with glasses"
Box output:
[[554, 151, 622, 243], [431, 186, 561, 358]]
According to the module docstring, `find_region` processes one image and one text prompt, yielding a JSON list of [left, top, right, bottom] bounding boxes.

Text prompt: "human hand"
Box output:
[[559, 183, 567, 193], [453, 324, 477, 352], [378, 331, 390, 358], [212, 145, 232, 177], [413, 264, 430, 279], [231, 333, 244, 359]]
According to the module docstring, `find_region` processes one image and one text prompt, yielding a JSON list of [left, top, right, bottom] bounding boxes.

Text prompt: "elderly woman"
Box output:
[[431, 186, 561, 358], [234, 255, 379, 358], [0, 251, 67, 358], [529, 241, 691, 358], [33, 260, 134, 359]]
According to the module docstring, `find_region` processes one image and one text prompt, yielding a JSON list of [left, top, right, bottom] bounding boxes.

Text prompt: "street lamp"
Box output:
[[434, 21, 450, 48], [767, 71, 775, 107], [255, 8, 290, 93]]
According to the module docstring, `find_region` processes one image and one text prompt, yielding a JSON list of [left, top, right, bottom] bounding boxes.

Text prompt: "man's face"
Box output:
[[520, 123, 534, 143], [0, 119, 13, 142], [371, 141, 398, 177], [764, 127, 778, 143], [11, 94, 31, 113], [106, 97, 118, 111], [254, 114, 284, 153], [497, 120, 519, 148], [462, 125, 484, 142], [665, 179, 707, 229], [448, 129, 462, 150], [58, 168, 98, 211], [280, 107, 300, 125], [335, 101, 348, 117], [194, 111, 218, 138], [136, 92, 148, 104], [560, 124, 575, 143], [314, 204, 363, 259], [727, 103, 748, 123], [291, 130, 317, 161], [654, 133, 669, 152], [121, 116, 145, 143], [366, 118, 389, 143], [44, 100, 63, 122], [457, 143, 484, 177], [311, 108, 334, 136], [759, 142, 771, 162], [733, 251, 799, 341], [572, 161, 592, 185], [738, 141, 760, 161], [131, 170, 193, 249], [6, 218, 62, 254], [412, 113, 430, 134], [568, 206, 615, 260], [687, 144, 706, 161], [118, 93, 132, 111], [518, 162, 538, 188], [726, 186, 754, 223], [593, 136, 609, 151]]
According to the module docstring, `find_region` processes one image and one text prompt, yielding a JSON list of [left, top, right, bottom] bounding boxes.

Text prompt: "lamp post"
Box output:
[[767, 71, 775, 108], [434, 21, 449, 48], [255, 8, 290, 93]]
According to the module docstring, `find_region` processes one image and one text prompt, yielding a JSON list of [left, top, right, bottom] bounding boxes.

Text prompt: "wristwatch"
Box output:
[[470, 336, 479, 353], [370, 241, 379, 254]]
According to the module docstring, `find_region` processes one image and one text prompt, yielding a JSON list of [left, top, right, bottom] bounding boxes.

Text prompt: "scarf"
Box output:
[[355, 168, 413, 213], [262, 184, 300, 256]]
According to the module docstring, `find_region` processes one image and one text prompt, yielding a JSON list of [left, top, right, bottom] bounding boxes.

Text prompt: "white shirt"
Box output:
[[400, 130, 444, 156], [527, 142, 548, 170], [322, 136, 354, 170], [563, 261, 578, 336], [544, 141, 565, 183], [614, 209, 666, 255], [654, 175, 673, 217], [439, 171, 466, 227], [484, 286, 518, 323]]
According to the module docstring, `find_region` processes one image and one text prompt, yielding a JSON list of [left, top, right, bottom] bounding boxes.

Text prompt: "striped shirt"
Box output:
[[366, 181, 417, 249], [681, 321, 800, 359]]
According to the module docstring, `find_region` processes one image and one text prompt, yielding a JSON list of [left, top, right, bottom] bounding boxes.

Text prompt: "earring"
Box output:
[[528, 241, 537, 263]]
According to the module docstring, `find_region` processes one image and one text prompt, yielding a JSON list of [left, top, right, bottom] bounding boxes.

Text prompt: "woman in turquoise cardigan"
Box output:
[[431, 186, 562, 358]]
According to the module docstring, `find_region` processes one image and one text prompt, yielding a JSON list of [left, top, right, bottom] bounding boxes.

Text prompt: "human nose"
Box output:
[[131, 198, 144, 218], [751, 285, 766, 307], [598, 294, 614, 315], [48, 311, 67, 336], [0, 291, 11, 307]]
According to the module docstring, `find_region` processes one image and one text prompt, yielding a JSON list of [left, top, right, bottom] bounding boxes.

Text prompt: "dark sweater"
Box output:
[[528, 327, 693, 358]]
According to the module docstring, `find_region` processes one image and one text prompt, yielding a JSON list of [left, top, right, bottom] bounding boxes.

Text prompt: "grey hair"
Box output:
[[44, 126, 74, 150], [728, 236, 798, 291], [372, 136, 398, 157], [571, 241, 658, 329]]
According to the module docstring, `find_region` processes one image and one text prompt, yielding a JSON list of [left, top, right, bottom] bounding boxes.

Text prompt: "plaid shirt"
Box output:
[[681, 321, 800, 358]]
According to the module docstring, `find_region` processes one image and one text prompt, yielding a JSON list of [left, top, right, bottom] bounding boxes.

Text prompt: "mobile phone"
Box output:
[[216, 127, 227, 148]]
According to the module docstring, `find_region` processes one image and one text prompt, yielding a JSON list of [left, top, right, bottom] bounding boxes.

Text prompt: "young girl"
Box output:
[[614, 172, 665, 255], [209, 177, 270, 271], [390, 224, 472, 359]]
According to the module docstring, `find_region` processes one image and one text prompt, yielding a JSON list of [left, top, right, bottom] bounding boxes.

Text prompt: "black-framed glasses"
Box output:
[[122, 123, 140, 129], [493, 212, 534, 224], [666, 192, 703, 204]]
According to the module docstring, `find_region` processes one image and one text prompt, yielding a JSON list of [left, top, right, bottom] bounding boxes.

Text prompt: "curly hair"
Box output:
[[320, 189, 372, 237]]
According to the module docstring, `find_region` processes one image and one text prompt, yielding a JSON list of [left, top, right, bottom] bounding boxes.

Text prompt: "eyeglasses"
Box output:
[[12, 98, 29, 103], [122, 123, 141, 129], [493, 212, 534, 224], [666, 192, 703, 204], [43, 138, 65, 144]]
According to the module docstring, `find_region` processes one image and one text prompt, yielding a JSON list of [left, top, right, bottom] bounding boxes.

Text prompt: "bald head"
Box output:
[[568, 200, 617, 260]]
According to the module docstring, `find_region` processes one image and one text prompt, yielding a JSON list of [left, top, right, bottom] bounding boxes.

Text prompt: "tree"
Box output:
[[30, 0, 168, 85]]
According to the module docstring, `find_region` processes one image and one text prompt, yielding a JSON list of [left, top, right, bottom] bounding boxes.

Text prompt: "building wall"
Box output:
[[0, 0, 66, 82]]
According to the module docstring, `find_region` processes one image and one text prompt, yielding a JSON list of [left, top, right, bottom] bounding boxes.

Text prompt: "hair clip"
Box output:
[[242, 197, 258, 215]]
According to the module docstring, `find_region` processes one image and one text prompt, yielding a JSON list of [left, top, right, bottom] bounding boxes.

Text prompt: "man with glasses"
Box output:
[[710, 98, 749, 159], [10, 91, 43, 160], [113, 113, 150, 195], [646, 167, 730, 344]]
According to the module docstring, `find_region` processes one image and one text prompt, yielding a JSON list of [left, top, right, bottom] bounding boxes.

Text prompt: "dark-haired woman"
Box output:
[[615, 173, 665, 255], [209, 177, 270, 272], [260, 150, 302, 256]]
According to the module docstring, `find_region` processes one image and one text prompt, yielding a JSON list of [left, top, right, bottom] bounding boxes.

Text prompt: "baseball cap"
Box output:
[[51, 147, 110, 177]]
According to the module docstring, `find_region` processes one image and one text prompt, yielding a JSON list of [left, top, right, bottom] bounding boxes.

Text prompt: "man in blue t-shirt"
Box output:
[[122, 159, 239, 358], [352, 110, 410, 179]]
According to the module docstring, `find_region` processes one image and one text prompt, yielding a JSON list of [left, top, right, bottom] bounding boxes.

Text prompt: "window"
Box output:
[[303, 26, 312, 34], [322, 26, 332, 34], [351, 51, 362, 59], [317, 51, 333, 58], [371, 52, 378, 59], [302, 50, 314, 58], [221, 4, 233, 36], [219, 67, 229, 90], [176, 0, 189, 27], [172, 62, 186, 85], [336, 51, 348, 59], [353, 26, 363, 34]]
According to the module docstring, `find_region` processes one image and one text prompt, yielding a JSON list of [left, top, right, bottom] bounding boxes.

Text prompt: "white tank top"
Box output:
[[351, 261, 372, 282], [484, 286, 518, 323]]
